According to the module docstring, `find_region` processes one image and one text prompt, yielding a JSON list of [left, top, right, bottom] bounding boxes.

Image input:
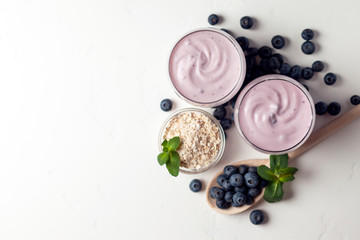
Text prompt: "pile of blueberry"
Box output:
[[209, 164, 267, 209]]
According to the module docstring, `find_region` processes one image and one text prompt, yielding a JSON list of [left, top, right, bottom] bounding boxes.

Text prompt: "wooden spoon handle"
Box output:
[[288, 104, 360, 160]]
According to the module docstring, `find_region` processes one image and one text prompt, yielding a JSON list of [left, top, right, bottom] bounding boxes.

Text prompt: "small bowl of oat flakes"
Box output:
[[159, 108, 226, 174]]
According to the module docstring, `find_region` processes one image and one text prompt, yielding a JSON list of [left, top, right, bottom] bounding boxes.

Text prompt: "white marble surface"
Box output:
[[1, 0, 360, 239]]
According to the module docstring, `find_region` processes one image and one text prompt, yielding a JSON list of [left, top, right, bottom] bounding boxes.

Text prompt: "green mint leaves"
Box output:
[[257, 154, 298, 203], [157, 136, 181, 177]]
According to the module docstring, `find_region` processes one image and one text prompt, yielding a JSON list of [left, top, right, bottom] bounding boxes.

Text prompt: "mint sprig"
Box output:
[[257, 154, 298, 203], [157, 136, 181, 177]]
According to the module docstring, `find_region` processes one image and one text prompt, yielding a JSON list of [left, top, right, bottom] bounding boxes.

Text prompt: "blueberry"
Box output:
[[248, 166, 258, 173], [324, 72, 337, 85], [248, 188, 261, 198], [260, 178, 269, 188], [301, 41, 315, 54], [213, 106, 227, 120], [236, 36, 249, 50], [234, 185, 248, 193], [160, 99, 172, 111], [301, 28, 314, 40], [244, 172, 260, 188], [279, 63, 291, 76], [250, 209, 265, 225], [216, 199, 231, 209], [272, 53, 284, 65], [232, 192, 247, 207], [240, 16, 254, 29], [290, 65, 301, 80], [224, 191, 235, 203], [258, 46, 273, 59], [221, 180, 234, 191], [271, 35, 285, 49], [209, 187, 225, 200], [223, 165, 238, 177], [230, 94, 239, 109], [217, 174, 228, 186], [246, 47, 258, 56], [301, 67, 314, 80], [260, 59, 272, 73], [246, 55, 256, 70], [208, 14, 219, 25], [238, 165, 249, 175], [229, 173, 244, 187], [315, 102, 328, 115], [189, 179, 202, 192], [350, 95, 360, 105], [312, 60, 324, 72], [246, 195, 254, 205], [220, 118, 232, 130], [269, 56, 281, 71], [327, 102, 341, 116]]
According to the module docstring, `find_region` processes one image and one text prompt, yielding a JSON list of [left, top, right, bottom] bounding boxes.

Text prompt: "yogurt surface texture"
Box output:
[[169, 29, 245, 106], [235, 75, 315, 153]]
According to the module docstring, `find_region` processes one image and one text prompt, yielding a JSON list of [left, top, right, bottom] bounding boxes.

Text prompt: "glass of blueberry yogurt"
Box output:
[[168, 28, 246, 108]]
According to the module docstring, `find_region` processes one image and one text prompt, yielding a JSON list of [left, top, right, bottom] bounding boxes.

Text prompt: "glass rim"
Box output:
[[158, 108, 226, 174]]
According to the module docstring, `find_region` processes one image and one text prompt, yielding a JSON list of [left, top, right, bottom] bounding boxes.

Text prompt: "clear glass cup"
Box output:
[[234, 74, 316, 154], [158, 108, 226, 174], [168, 28, 246, 108]]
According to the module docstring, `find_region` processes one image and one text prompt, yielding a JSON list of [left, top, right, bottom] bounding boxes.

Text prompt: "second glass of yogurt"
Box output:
[[168, 28, 246, 107], [234, 74, 316, 154]]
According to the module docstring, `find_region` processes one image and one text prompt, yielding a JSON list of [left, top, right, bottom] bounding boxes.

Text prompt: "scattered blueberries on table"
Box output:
[[301, 67, 314, 80], [315, 102, 328, 115], [236, 36, 250, 50], [290, 65, 302, 80], [279, 63, 291, 76], [208, 14, 219, 25], [189, 179, 202, 192], [269, 56, 281, 71], [250, 210, 265, 225], [213, 106, 227, 120], [271, 35, 285, 49], [312, 60, 324, 72], [324, 72, 337, 85], [258, 46, 273, 59], [350, 95, 360, 105], [301, 28, 314, 41], [327, 102, 341, 116], [240, 16, 254, 29], [160, 99, 172, 112], [301, 41, 316, 54], [220, 118, 232, 130]]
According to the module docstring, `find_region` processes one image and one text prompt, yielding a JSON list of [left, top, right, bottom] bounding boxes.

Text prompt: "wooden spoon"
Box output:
[[206, 104, 360, 214]]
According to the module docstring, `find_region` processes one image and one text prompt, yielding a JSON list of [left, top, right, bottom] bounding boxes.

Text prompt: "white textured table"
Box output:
[[1, 1, 360, 239]]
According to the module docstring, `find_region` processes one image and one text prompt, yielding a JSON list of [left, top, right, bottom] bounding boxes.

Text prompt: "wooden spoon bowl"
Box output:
[[206, 104, 360, 214]]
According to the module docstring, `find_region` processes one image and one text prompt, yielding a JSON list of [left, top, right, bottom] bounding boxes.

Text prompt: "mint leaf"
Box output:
[[279, 174, 295, 182], [158, 136, 181, 177], [264, 180, 284, 203], [166, 151, 180, 176], [270, 154, 288, 170], [277, 167, 298, 176], [157, 152, 169, 166], [161, 139, 168, 148], [257, 165, 277, 181], [167, 136, 180, 151]]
